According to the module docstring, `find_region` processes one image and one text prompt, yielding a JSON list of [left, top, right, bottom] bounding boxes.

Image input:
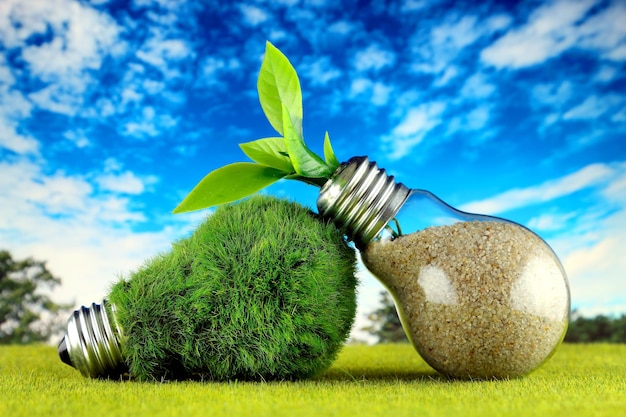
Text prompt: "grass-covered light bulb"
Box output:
[[173, 41, 570, 379], [58, 196, 357, 380], [317, 157, 570, 379]]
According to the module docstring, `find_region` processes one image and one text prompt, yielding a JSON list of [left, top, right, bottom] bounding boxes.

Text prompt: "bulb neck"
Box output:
[[317, 156, 410, 250], [58, 299, 126, 378]]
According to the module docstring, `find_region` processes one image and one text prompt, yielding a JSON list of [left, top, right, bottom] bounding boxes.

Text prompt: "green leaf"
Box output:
[[283, 104, 331, 178], [239, 137, 294, 173], [258, 41, 303, 138], [323, 131, 340, 173], [173, 163, 287, 213]]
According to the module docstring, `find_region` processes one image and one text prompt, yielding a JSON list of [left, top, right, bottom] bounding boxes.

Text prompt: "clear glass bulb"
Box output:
[[318, 156, 570, 379]]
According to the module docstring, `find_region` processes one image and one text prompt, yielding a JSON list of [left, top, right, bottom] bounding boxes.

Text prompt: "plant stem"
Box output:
[[286, 175, 329, 187]]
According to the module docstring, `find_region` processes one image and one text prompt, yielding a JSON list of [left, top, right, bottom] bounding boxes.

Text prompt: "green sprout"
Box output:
[[384, 217, 403, 239], [173, 41, 340, 214]]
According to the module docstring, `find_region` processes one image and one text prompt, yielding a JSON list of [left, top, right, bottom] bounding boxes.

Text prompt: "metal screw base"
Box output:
[[58, 299, 126, 378], [317, 156, 410, 249]]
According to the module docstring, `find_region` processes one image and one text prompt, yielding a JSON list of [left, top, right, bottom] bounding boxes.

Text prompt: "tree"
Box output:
[[362, 290, 409, 343], [564, 312, 626, 343], [0, 250, 71, 344]]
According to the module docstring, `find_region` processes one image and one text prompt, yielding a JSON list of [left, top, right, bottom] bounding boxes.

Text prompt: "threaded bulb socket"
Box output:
[[317, 156, 410, 250], [57, 299, 126, 378]]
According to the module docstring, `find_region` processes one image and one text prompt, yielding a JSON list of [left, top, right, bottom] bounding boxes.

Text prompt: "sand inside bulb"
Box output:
[[362, 221, 569, 379]]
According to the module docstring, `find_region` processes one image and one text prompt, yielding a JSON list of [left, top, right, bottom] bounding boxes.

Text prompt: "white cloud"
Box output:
[[393, 106, 439, 136], [400, 0, 429, 13], [460, 72, 496, 99], [0, 77, 30, 120], [300, 56, 342, 87], [28, 84, 86, 117], [141, 79, 163, 95], [576, 1, 626, 61], [0, 120, 39, 154], [481, 0, 626, 69], [563, 94, 625, 120], [349, 78, 371, 96], [63, 130, 91, 148], [602, 162, 626, 203], [433, 66, 459, 87], [370, 83, 393, 106], [121, 86, 144, 106], [0, 56, 14, 85], [25, 173, 93, 215], [445, 106, 492, 141], [96, 171, 157, 195], [542, 113, 560, 128], [0, 0, 126, 120], [485, 13, 514, 33], [21, 10, 122, 79], [327, 20, 356, 36], [353, 44, 396, 72], [306, 0, 331, 8], [593, 65, 619, 83], [563, 232, 626, 314], [481, 0, 594, 68], [103, 157, 123, 172], [382, 102, 447, 160], [18, 1, 123, 76], [430, 15, 482, 50], [0, 84, 38, 154], [411, 13, 510, 79], [459, 162, 615, 214], [393, 103, 444, 136], [136, 37, 193, 75], [527, 212, 576, 231], [0, 0, 51, 48], [464, 106, 491, 130], [198, 56, 242, 88], [123, 106, 178, 138], [201, 56, 241, 76], [238, 4, 270, 26], [348, 78, 392, 106], [612, 107, 626, 122], [606, 44, 626, 61], [272, 0, 300, 6], [0, 159, 197, 306], [532, 81, 573, 108]]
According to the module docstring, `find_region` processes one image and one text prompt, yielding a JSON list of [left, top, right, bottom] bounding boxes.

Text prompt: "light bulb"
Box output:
[[317, 157, 570, 379], [58, 196, 358, 380]]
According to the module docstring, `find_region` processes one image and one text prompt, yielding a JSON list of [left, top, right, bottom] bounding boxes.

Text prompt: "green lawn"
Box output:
[[1, 343, 624, 417]]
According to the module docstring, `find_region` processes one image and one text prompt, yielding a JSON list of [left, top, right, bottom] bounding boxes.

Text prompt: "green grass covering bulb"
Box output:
[[58, 195, 358, 381]]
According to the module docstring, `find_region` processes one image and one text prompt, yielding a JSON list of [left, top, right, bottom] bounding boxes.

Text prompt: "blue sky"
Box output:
[[1, 0, 625, 339]]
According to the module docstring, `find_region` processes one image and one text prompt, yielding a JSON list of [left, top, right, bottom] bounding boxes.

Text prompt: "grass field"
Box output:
[[1, 343, 624, 417]]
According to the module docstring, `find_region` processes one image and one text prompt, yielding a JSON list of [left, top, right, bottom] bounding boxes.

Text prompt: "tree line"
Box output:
[[363, 291, 626, 344], [564, 313, 626, 343]]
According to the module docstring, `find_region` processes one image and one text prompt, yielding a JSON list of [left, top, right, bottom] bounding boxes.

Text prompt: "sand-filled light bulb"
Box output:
[[317, 156, 570, 379]]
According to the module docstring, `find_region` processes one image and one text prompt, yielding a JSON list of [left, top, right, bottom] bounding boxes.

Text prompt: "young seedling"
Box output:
[[173, 41, 341, 213]]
